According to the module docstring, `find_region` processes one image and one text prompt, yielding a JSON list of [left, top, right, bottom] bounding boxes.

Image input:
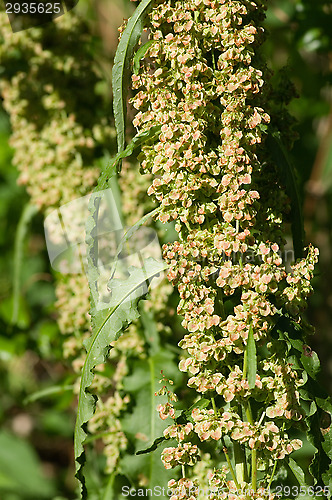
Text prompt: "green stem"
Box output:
[[211, 397, 219, 416], [218, 289, 226, 320], [244, 400, 253, 425], [221, 438, 240, 491], [102, 473, 115, 500], [243, 345, 248, 380], [267, 459, 278, 489], [243, 400, 257, 492], [233, 441, 248, 484], [230, 401, 248, 484], [212, 50, 216, 71], [251, 449, 257, 492], [213, 398, 241, 489]]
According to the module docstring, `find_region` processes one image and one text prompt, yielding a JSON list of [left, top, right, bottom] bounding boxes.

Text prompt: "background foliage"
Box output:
[[0, 0, 331, 498]]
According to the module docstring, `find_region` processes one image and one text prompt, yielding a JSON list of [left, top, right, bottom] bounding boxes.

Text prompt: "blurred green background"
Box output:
[[0, 0, 331, 498]]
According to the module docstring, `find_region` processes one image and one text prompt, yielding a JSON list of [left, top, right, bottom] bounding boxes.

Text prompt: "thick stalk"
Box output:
[[221, 438, 240, 491], [231, 401, 248, 484], [233, 441, 248, 484], [244, 400, 257, 491], [243, 345, 248, 380], [212, 398, 241, 489]]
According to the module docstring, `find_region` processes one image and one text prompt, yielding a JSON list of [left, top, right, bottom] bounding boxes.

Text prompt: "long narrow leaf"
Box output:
[[100, 126, 161, 183], [112, 0, 154, 155], [11, 203, 38, 325], [74, 258, 168, 498], [247, 325, 257, 390], [133, 40, 155, 75], [24, 384, 73, 404]]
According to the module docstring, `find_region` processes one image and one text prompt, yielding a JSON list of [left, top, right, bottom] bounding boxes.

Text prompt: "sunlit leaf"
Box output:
[[74, 258, 167, 499], [112, 0, 155, 157]]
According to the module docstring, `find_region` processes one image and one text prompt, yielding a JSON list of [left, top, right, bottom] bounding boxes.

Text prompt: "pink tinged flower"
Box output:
[[223, 390, 235, 403], [231, 428, 242, 440], [200, 431, 210, 441], [249, 438, 256, 449], [242, 173, 251, 184], [259, 243, 270, 255], [266, 407, 275, 418], [225, 420, 235, 431], [227, 82, 239, 92], [184, 20, 194, 31], [291, 439, 302, 451], [266, 423, 279, 433], [221, 174, 232, 187], [262, 274, 272, 284], [185, 423, 193, 434], [179, 358, 191, 372], [255, 378, 263, 389], [230, 332, 239, 342], [159, 212, 170, 223], [224, 212, 233, 223], [275, 406, 284, 417], [188, 320, 199, 332], [248, 110, 262, 131], [286, 444, 293, 454], [211, 315, 220, 326], [249, 190, 260, 199], [210, 428, 222, 440]]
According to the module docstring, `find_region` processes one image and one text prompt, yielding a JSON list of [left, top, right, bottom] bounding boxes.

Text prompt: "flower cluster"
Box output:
[[0, 9, 138, 478], [0, 13, 114, 211], [191, 407, 301, 460], [162, 442, 200, 469], [133, 0, 319, 493], [88, 391, 130, 474]]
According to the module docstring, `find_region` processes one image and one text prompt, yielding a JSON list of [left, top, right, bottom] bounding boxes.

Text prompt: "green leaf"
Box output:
[[184, 398, 210, 421], [133, 40, 155, 75], [247, 325, 257, 390], [136, 398, 210, 456], [108, 206, 160, 282], [102, 473, 115, 500], [288, 458, 308, 486], [300, 349, 321, 380], [139, 302, 161, 355], [304, 383, 332, 486], [11, 203, 38, 326], [112, 0, 155, 156], [267, 133, 305, 260], [121, 350, 180, 495], [74, 258, 168, 499], [316, 398, 332, 488], [99, 126, 161, 183], [136, 435, 166, 456], [23, 384, 73, 405]]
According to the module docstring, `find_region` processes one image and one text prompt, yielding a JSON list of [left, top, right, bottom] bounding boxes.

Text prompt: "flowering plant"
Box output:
[[1, 1, 332, 498], [117, 0, 332, 497]]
